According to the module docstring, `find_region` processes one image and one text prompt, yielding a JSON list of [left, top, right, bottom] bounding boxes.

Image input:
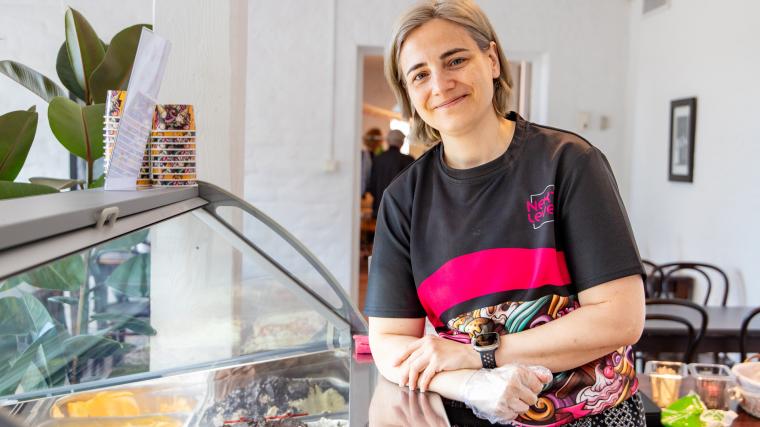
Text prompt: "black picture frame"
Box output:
[[668, 97, 697, 182]]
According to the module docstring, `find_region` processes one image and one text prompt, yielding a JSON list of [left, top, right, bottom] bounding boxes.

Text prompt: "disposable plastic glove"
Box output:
[[461, 364, 553, 424]]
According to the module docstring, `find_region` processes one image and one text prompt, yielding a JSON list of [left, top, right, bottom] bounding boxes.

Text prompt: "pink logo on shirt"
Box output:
[[526, 185, 555, 229]]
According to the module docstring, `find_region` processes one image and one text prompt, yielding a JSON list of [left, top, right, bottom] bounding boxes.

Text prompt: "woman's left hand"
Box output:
[[394, 334, 481, 392]]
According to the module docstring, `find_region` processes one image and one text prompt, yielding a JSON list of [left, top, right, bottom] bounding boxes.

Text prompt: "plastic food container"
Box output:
[[687, 363, 735, 410], [645, 361, 688, 408]]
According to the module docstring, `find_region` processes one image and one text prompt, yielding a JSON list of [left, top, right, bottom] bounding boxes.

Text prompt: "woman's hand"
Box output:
[[394, 334, 480, 392], [461, 364, 553, 424]]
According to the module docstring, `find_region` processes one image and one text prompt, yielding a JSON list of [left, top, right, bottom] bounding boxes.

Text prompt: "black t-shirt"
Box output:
[[364, 112, 644, 426]]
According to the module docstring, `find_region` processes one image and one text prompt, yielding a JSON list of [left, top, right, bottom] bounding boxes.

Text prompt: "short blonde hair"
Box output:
[[385, 0, 513, 144]]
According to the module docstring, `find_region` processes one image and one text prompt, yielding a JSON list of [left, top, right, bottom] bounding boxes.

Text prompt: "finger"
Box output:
[[514, 382, 540, 408], [418, 364, 437, 393], [522, 370, 544, 394], [528, 365, 553, 384], [398, 359, 410, 387], [506, 396, 530, 414], [407, 357, 427, 391], [393, 339, 423, 366], [400, 347, 426, 388]]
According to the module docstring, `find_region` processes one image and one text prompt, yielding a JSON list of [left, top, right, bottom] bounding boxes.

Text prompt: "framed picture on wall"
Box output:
[[668, 97, 697, 182]]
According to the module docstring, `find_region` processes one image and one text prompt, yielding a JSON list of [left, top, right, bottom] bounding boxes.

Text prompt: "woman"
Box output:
[[364, 0, 647, 425]]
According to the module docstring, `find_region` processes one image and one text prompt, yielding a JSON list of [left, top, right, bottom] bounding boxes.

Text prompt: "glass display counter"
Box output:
[[0, 182, 375, 426]]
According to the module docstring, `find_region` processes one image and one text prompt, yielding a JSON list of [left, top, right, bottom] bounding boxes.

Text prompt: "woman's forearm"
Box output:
[[496, 276, 645, 372], [495, 301, 642, 371], [370, 332, 476, 400]]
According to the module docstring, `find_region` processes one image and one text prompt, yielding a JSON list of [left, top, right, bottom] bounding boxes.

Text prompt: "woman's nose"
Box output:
[[430, 69, 455, 95]]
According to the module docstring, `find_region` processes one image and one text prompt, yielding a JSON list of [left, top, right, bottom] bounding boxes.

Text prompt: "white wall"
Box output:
[[0, 0, 152, 183], [626, 0, 760, 305], [245, 0, 631, 301]]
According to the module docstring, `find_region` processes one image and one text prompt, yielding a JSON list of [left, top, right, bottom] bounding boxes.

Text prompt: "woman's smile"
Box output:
[[434, 94, 469, 110]]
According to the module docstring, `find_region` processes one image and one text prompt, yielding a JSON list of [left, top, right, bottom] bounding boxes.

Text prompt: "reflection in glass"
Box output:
[[0, 210, 348, 401]]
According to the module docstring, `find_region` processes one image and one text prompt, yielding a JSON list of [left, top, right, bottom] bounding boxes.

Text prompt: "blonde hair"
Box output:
[[384, 0, 513, 144]]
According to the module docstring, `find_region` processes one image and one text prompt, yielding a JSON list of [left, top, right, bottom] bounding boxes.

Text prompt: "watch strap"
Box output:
[[479, 349, 497, 369]]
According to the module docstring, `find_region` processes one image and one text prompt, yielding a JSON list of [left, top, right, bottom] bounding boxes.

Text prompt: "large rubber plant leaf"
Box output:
[[1, 253, 85, 292], [56, 42, 85, 102], [0, 327, 64, 396], [0, 108, 38, 180], [0, 181, 57, 201], [0, 294, 55, 337], [48, 97, 104, 161], [90, 24, 151, 104], [0, 60, 67, 103], [64, 8, 105, 103], [105, 253, 150, 297], [90, 313, 156, 336]]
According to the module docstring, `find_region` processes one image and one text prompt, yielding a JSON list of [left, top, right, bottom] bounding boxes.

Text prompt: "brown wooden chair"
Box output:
[[651, 262, 729, 306]]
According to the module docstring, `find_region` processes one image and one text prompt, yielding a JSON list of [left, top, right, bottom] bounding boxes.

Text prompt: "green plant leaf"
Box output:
[[0, 328, 55, 396], [0, 109, 38, 181], [90, 313, 156, 336], [0, 294, 55, 337], [105, 253, 150, 297], [28, 177, 83, 190], [48, 97, 104, 161], [89, 173, 105, 189], [89, 24, 151, 104], [0, 60, 68, 103], [64, 8, 106, 103], [56, 42, 86, 102], [0, 181, 58, 200], [48, 296, 79, 305], [3, 254, 85, 292]]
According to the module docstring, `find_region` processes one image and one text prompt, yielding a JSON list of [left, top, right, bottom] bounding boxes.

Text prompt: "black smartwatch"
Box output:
[[471, 332, 500, 369]]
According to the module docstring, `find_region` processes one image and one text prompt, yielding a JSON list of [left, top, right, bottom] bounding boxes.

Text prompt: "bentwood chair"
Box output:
[[641, 298, 708, 363], [641, 259, 661, 298], [651, 262, 729, 306], [740, 307, 760, 362]]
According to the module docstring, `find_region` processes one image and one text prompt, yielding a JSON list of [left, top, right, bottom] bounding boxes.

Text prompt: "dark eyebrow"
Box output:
[[405, 47, 470, 77]]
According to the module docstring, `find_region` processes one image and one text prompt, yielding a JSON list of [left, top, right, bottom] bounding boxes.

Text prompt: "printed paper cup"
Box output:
[[152, 104, 195, 131], [105, 90, 127, 117]]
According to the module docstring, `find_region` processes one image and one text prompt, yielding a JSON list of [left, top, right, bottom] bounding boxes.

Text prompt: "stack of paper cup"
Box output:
[[103, 90, 151, 188], [149, 104, 197, 187]]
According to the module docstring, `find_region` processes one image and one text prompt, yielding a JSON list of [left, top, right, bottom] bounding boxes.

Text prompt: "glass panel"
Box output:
[[215, 206, 346, 312], [0, 209, 349, 402]]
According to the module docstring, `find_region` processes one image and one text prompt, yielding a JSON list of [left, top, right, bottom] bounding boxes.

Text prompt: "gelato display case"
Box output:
[[0, 182, 376, 426]]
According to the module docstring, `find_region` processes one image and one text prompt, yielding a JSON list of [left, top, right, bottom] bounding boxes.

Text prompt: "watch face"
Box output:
[[473, 332, 499, 347]]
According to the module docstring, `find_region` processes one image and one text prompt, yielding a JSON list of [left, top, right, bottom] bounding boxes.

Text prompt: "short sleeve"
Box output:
[[363, 191, 426, 318], [556, 147, 644, 292]]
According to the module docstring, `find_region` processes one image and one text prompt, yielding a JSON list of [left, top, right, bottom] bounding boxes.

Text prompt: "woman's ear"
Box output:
[[488, 41, 500, 79]]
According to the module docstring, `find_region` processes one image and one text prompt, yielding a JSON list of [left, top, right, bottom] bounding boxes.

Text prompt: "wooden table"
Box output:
[[638, 373, 760, 426], [639, 305, 760, 354]]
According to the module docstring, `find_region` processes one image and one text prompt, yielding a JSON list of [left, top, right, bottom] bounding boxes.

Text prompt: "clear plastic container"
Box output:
[[645, 361, 688, 408], [687, 363, 734, 410]]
